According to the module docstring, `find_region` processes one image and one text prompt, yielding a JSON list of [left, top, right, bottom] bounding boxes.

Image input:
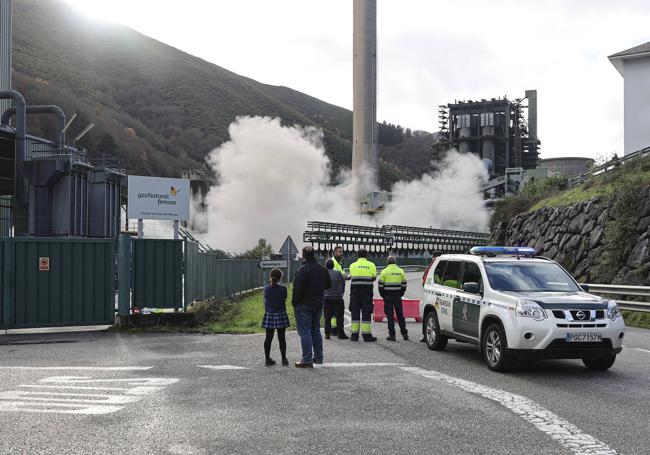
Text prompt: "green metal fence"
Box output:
[[184, 241, 263, 306], [132, 239, 183, 309], [0, 238, 5, 329], [8, 238, 115, 328]]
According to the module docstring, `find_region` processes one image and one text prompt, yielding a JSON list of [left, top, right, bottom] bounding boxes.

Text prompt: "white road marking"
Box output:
[[197, 365, 249, 370], [0, 376, 178, 415], [0, 366, 152, 371], [19, 384, 165, 395], [319, 362, 405, 368], [39, 376, 176, 385], [0, 401, 123, 415], [634, 348, 650, 354], [0, 391, 140, 405], [402, 366, 617, 455], [344, 310, 352, 328]]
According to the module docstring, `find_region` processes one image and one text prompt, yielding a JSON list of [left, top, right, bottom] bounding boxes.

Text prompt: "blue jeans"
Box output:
[[294, 305, 323, 364]]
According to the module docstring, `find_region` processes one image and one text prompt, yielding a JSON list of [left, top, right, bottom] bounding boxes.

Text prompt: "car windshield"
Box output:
[[483, 261, 581, 292]]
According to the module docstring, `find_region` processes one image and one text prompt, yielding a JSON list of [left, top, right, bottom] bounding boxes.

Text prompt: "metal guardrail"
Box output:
[[569, 146, 650, 188], [585, 284, 650, 313]]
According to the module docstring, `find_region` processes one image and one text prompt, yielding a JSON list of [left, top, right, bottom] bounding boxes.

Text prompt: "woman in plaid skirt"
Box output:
[[261, 268, 290, 366]]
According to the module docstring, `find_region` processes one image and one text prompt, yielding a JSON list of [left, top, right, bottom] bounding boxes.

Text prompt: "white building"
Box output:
[[609, 42, 650, 155]]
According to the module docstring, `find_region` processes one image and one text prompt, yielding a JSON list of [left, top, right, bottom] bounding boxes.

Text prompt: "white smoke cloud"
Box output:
[[381, 151, 489, 231], [198, 116, 488, 253]]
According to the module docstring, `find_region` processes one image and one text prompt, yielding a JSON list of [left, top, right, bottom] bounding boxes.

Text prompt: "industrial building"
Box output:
[[540, 157, 594, 178], [433, 91, 541, 177], [181, 169, 209, 233], [609, 42, 650, 155], [303, 221, 488, 258], [0, 0, 124, 238]]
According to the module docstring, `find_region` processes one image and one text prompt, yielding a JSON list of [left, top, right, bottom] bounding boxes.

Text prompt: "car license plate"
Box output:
[[566, 333, 603, 342]]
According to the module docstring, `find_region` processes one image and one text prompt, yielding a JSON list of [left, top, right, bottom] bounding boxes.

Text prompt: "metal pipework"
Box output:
[[0, 90, 26, 206], [2, 104, 66, 150]]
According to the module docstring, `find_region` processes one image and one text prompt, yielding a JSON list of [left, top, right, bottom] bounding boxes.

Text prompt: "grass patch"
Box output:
[[194, 285, 296, 334], [529, 183, 614, 211], [622, 310, 650, 330], [490, 154, 650, 230]]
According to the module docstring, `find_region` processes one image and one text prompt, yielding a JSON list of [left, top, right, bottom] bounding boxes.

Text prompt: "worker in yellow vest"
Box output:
[[328, 245, 346, 336], [348, 249, 377, 342], [378, 256, 409, 341]]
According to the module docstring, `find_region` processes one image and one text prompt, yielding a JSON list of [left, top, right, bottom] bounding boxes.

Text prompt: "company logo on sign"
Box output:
[[128, 176, 190, 221], [136, 187, 182, 207]]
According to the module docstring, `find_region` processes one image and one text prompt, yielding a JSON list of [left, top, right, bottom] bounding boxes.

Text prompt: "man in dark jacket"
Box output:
[[323, 259, 348, 340], [292, 246, 332, 368]]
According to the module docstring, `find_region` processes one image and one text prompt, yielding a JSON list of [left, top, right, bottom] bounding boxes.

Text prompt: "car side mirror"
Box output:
[[580, 284, 589, 292], [463, 282, 480, 294]]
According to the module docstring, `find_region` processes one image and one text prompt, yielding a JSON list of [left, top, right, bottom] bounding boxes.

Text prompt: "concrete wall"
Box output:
[[490, 188, 650, 284], [624, 57, 650, 155]]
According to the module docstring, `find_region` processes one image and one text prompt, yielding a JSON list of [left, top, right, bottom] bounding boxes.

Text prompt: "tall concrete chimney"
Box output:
[[0, 0, 11, 115], [352, 0, 377, 200]]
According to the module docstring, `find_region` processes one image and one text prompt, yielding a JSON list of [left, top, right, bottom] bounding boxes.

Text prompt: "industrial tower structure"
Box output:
[[352, 0, 378, 200], [433, 91, 541, 177], [0, 0, 10, 114]]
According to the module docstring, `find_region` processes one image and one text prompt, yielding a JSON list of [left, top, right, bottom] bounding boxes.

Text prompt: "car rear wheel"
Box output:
[[424, 310, 447, 351], [582, 355, 616, 370], [482, 323, 513, 372]]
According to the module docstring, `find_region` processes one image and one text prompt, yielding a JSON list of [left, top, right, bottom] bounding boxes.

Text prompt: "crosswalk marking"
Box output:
[[0, 366, 152, 371], [0, 375, 178, 415], [198, 365, 249, 370]]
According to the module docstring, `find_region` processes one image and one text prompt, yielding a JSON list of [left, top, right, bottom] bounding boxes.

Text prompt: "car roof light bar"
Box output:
[[470, 246, 537, 256]]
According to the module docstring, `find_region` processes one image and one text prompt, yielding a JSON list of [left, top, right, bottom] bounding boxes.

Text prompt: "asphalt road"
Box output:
[[0, 273, 649, 454]]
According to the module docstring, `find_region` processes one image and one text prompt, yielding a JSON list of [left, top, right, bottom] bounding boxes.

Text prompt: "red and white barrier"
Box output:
[[373, 298, 422, 323]]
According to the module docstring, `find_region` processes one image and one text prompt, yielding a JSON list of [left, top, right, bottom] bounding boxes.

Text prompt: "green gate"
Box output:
[[132, 239, 183, 309], [184, 241, 263, 306], [6, 238, 115, 328]]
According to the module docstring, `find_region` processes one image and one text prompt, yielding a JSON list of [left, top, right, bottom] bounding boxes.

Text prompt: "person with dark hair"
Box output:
[[261, 268, 289, 366], [348, 248, 377, 342], [324, 259, 348, 340], [292, 246, 331, 368], [328, 246, 346, 335]]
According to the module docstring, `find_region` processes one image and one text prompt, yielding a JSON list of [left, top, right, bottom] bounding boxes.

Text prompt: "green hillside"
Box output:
[[11, 0, 432, 188]]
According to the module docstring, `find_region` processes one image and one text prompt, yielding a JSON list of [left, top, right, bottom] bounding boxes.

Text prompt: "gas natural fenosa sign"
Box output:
[[128, 176, 190, 221]]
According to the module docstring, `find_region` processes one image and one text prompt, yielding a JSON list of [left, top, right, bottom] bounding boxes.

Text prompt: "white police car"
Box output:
[[420, 247, 625, 372]]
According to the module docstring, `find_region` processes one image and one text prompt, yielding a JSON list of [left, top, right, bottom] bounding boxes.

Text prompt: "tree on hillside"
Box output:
[[238, 238, 274, 259], [97, 133, 118, 155]]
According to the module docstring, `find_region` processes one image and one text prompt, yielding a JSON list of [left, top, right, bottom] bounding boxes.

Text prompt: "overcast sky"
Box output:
[[64, 0, 650, 160]]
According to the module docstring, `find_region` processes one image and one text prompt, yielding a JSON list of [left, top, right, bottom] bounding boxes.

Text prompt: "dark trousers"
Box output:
[[324, 298, 345, 336], [383, 295, 408, 336], [349, 290, 373, 334], [264, 328, 287, 360], [295, 305, 323, 363]]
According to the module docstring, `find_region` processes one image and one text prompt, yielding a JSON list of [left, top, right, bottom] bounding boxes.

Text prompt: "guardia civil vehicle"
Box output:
[[420, 247, 625, 371]]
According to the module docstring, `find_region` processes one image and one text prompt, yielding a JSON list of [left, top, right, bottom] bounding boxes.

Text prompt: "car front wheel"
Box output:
[[481, 323, 513, 372], [582, 355, 616, 370], [424, 310, 447, 351]]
